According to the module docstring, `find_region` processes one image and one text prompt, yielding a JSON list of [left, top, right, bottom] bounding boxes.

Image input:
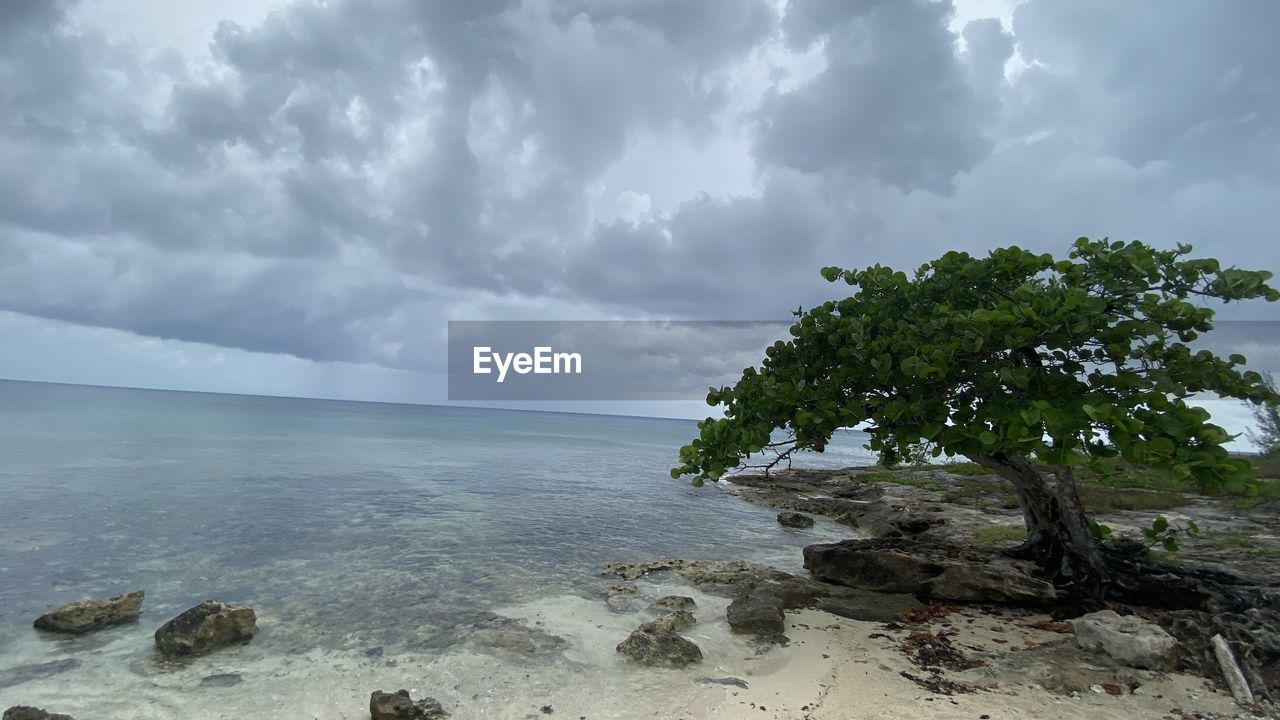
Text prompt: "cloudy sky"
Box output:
[[0, 0, 1277, 439]]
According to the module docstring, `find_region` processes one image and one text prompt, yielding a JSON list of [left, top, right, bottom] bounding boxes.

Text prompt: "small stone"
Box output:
[[199, 673, 243, 688], [1089, 684, 1104, 694], [33, 591, 145, 634], [369, 689, 448, 719]]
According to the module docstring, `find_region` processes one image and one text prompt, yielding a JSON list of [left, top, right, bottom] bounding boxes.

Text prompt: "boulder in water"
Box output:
[[33, 591, 144, 634], [154, 601, 257, 657], [616, 624, 702, 667]]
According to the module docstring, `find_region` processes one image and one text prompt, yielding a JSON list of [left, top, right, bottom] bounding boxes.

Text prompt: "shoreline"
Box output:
[[4, 462, 1277, 719]]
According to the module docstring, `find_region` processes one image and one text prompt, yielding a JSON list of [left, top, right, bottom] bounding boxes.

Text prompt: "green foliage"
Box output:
[[1227, 478, 1280, 510], [854, 469, 945, 490], [1139, 516, 1200, 553], [674, 238, 1279, 497], [940, 461, 994, 476], [1247, 372, 1280, 456]]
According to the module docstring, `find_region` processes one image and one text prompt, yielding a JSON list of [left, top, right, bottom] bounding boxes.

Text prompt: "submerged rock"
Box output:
[[369, 689, 448, 719], [0, 660, 80, 690], [616, 621, 703, 667], [33, 590, 144, 634], [1069, 610, 1178, 670], [3, 707, 75, 720], [803, 538, 1057, 605], [650, 595, 696, 612], [199, 673, 243, 688], [641, 610, 696, 634], [777, 511, 815, 528], [154, 601, 257, 657]]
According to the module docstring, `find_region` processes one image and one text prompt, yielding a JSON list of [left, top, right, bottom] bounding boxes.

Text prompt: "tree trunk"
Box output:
[[974, 453, 1109, 614]]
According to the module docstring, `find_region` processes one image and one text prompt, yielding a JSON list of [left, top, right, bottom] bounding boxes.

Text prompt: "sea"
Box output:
[[0, 379, 875, 719]]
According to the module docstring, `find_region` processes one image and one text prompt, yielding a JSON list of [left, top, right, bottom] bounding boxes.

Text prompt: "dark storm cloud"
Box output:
[[756, 0, 996, 193], [0, 0, 1276, 384], [1011, 0, 1280, 183]]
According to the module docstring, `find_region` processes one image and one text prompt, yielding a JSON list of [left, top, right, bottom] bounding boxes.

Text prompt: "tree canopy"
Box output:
[[674, 237, 1277, 493]]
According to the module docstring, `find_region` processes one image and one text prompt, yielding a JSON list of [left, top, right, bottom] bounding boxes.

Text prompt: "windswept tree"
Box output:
[[673, 238, 1279, 611]]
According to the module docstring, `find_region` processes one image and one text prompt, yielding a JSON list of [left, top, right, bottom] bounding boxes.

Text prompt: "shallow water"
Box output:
[[0, 380, 873, 718]]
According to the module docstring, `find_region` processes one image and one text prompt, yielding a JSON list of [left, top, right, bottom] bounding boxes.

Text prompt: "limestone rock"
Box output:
[[650, 595, 696, 612], [616, 625, 702, 667], [154, 601, 258, 657], [726, 589, 786, 639], [803, 538, 1057, 605], [33, 591, 144, 634], [1069, 610, 1178, 670], [369, 690, 448, 719], [777, 511, 815, 528], [3, 707, 74, 720], [641, 610, 695, 634]]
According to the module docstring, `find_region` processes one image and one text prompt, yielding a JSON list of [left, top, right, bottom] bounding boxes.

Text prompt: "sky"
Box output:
[[0, 0, 1278, 444]]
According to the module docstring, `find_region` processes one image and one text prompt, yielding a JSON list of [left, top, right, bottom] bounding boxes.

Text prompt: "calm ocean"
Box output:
[[0, 379, 874, 718]]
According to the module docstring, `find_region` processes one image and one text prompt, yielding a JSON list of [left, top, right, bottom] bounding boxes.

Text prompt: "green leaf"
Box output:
[[1152, 516, 1169, 533], [1162, 537, 1179, 553]]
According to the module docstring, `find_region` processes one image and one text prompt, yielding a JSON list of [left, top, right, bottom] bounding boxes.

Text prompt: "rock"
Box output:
[[32, 590, 144, 634], [3, 708, 74, 720], [1069, 610, 1178, 670], [605, 557, 923, 625], [777, 511, 815, 528], [695, 676, 749, 689], [641, 610, 695, 634], [726, 588, 787, 639], [154, 601, 258, 657], [616, 625, 703, 667], [650, 595, 696, 612], [603, 583, 637, 612], [199, 673, 243, 687], [813, 590, 921, 623], [0, 660, 80, 690], [803, 538, 1057, 605], [929, 563, 1058, 606], [369, 689, 448, 719]]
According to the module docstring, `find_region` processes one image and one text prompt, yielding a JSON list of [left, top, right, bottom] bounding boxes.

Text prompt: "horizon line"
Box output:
[[0, 376, 703, 423]]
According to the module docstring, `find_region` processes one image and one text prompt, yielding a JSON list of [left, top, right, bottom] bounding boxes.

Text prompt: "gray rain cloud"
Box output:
[[1, 0, 1278, 405]]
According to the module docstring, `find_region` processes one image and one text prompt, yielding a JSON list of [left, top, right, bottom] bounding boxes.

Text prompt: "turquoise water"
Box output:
[[0, 380, 874, 718]]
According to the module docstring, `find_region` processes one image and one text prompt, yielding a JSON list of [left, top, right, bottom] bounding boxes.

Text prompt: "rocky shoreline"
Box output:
[[592, 464, 1280, 718]]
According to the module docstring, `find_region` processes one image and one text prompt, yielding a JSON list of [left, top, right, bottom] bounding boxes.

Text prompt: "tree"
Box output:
[[1247, 372, 1280, 456], [673, 238, 1279, 612]]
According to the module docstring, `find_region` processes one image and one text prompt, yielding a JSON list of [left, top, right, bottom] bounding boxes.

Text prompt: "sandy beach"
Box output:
[[705, 607, 1245, 720]]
